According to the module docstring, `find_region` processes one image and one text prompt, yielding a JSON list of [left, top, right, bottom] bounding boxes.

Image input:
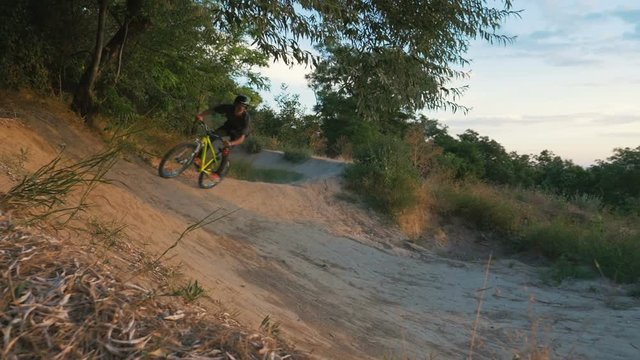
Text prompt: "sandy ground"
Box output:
[[1, 95, 640, 359]]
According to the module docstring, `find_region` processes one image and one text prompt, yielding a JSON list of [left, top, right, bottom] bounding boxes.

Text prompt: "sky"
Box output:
[[255, 0, 640, 166]]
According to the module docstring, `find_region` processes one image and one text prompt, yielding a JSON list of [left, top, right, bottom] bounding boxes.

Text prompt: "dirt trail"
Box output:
[[1, 96, 640, 359]]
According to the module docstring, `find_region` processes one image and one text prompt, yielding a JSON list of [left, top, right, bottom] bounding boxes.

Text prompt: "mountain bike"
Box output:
[[158, 120, 230, 189]]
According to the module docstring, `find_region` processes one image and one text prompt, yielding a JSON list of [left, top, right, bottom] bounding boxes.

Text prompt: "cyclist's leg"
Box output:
[[212, 127, 231, 176]]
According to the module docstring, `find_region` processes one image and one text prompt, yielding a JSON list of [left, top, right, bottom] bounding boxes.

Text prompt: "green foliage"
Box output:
[[283, 147, 312, 163], [308, 2, 519, 120], [0, 0, 94, 90], [243, 136, 265, 154], [251, 85, 325, 153], [344, 136, 421, 215], [544, 255, 597, 285], [95, 1, 269, 132], [172, 280, 205, 303], [571, 193, 603, 213], [99, 87, 139, 126], [252, 107, 284, 139], [433, 182, 525, 235], [521, 219, 640, 283], [419, 119, 640, 214], [429, 178, 640, 284], [2, 0, 517, 132], [591, 146, 640, 213]]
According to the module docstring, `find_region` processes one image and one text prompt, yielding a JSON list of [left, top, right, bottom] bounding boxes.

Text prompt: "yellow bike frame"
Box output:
[[198, 135, 220, 174]]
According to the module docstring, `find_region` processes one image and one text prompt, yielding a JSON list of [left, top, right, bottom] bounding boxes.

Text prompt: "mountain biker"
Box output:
[[195, 94, 251, 181]]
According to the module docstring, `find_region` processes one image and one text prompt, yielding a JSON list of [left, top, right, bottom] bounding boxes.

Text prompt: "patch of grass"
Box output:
[[260, 315, 281, 337], [542, 255, 597, 285], [228, 160, 304, 183], [283, 146, 312, 163], [88, 218, 127, 249], [521, 220, 640, 283], [432, 181, 528, 236], [571, 193, 603, 213], [429, 177, 640, 284], [0, 146, 119, 223], [172, 279, 206, 303]]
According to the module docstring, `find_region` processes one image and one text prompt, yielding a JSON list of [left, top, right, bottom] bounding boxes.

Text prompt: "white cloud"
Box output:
[[258, 61, 312, 88], [252, 60, 317, 110]]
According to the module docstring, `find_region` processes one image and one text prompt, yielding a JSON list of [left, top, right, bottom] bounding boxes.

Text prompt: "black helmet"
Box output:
[[233, 94, 250, 106]]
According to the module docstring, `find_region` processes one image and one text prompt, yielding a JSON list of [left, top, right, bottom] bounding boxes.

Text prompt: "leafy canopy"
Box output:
[[308, 0, 519, 119]]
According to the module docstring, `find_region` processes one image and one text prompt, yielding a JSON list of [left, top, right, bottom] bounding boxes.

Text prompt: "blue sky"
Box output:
[[256, 0, 640, 165]]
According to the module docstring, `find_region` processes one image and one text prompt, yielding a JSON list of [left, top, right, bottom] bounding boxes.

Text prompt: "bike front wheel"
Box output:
[[158, 142, 198, 178]]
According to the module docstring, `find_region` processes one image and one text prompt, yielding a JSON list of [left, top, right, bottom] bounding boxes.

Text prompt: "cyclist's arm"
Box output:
[[227, 135, 246, 147], [196, 109, 211, 120]]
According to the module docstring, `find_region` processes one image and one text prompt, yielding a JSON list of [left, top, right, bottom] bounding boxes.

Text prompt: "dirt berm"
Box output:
[[1, 94, 639, 359]]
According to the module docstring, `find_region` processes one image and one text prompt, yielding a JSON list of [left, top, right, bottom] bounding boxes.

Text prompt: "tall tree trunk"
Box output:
[[72, 0, 149, 125], [72, 0, 108, 125], [100, 0, 149, 72]]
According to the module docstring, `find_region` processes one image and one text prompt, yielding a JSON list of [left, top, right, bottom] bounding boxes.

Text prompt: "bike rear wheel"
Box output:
[[198, 158, 229, 189], [158, 142, 198, 178]]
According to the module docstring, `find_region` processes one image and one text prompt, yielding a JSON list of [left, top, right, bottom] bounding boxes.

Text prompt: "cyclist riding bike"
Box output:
[[195, 94, 251, 181]]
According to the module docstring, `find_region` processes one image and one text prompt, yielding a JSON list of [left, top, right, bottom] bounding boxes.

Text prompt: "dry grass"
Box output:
[[0, 216, 307, 359], [397, 184, 432, 240], [0, 146, 119, 224], [424, 177, 640, 283]]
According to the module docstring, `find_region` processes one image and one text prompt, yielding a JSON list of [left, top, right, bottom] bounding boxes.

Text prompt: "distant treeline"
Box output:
[[420, 119, 640, 213]]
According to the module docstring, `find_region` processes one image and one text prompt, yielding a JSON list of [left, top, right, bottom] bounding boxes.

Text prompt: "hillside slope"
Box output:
[[1, 93, 639, 359]]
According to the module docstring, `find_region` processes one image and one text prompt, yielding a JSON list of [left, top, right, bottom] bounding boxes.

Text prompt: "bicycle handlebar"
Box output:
[[194, 117, 231, 147]]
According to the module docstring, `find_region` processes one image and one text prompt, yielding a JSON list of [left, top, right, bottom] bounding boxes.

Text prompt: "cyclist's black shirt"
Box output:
[[212, 104, 250, 140]]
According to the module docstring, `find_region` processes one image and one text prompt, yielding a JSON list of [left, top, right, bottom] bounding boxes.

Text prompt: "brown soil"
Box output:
[[1, 92, 639, 359]]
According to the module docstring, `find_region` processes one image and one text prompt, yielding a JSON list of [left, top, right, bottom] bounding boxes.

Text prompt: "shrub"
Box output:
[[283, 146, 312, 163], [431, 181, 528, 236], [243, 135, 265, 154], [344, 136, 421, 216], [571, 193, 603, 213], [522, 220, 640, 283]]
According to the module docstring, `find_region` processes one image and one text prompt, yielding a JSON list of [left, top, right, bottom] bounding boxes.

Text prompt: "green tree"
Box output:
[[590, 146, 640, 212], [309, 1, 518, 122], [2, 0, 518, 128], [534, 150, 590, 196], [252, 85, 323, 150]]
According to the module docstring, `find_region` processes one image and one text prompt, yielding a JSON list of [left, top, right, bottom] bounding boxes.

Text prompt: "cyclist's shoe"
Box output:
[[209, 173, 221, 182]]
